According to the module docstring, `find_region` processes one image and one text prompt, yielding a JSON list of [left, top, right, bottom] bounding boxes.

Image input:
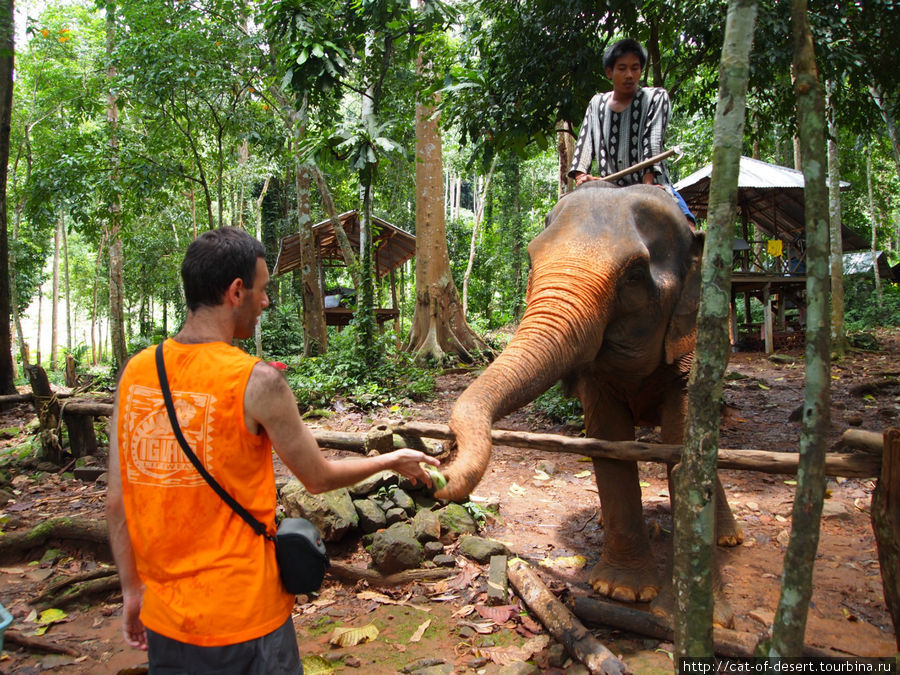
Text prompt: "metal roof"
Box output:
[[674, 156, 867, 251], [274, 211, 416, 279], [842, 250, 895, 278]]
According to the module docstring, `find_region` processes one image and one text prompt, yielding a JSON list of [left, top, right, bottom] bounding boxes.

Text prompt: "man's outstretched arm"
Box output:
[[245, 364, 439, 494]]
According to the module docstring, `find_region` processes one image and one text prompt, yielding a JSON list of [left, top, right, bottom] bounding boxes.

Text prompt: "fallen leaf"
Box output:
[[458, 619, 495, 634], [408, 619, 431, 642], [573, 470, 592, 479], [639, 481, 651, 488], [508, 483, 527, 496], [328, 624, 379, 647], [475, 604, 516, 624], [758, 383, 770, 390], [538, 555, 586, 570], [520, 614, 542, 633], [452, 604, 476, 618], [300, 654, 336, 674], [783, 480, 797, 486], [533, 470, 551, 481]]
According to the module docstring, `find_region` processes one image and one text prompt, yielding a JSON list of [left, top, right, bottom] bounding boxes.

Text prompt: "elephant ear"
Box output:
[[664, 231, 705, 364]]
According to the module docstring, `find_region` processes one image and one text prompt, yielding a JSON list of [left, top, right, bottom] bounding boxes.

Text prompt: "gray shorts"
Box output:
[[146, 616, 302, 675]]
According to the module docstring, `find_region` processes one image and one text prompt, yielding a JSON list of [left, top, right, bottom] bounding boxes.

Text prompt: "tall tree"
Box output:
[[406, 41, 487, 363], [0, 0, 13, 394], [673, 0, 757, 657], [767, 0, 832, 656], [105, 1, 127, 370], [825, 80, 846, 358]]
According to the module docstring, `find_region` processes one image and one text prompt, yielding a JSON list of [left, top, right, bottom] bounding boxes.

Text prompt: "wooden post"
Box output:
[[390, 267, 400, 349], [64, 354, 77, 388], [872, 428, 900, 650], [25, 365, 64, 464], [63, 408, 98, 458], [763, 283, 774, 354]]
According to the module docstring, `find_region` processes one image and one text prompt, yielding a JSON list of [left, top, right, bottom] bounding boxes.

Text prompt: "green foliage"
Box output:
[[261, 302, 306, 358], [286, 326, 434, 411], [843, 277, 900, 332], [533, 382, 583, 426]]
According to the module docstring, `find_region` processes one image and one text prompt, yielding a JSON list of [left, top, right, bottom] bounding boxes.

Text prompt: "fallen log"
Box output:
[[0, 517, 110, 562], [572, 596, 852, 659], [395, 422, 882, 478], [61, 400, 114, 417], [4, 629, 80, 656], [507, 558, 626, 675], [840, 428, 884, 454], [0, 393, 36, 406], [327, 561, 455, 587]]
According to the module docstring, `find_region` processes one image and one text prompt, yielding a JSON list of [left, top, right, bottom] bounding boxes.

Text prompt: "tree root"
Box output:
[[0, 517, 110, 563], [33, 567, 119, 610], [327, 561, 455, 587], [4, 629, 81, 656]]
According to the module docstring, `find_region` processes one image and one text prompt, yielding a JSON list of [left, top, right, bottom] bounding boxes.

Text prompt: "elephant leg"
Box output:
[[650, 554, 735, 629], [659, 393, 742, 547], [582, 391, 658, 603], [590, 457, 660, 602], [664, 468, 743, 547]]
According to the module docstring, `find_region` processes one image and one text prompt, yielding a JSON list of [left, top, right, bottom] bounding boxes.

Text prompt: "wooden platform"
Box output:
[[325, 307, 399, 328]]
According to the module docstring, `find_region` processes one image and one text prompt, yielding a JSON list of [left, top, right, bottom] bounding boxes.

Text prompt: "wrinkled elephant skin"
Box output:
[[435, 182, 739, 620]]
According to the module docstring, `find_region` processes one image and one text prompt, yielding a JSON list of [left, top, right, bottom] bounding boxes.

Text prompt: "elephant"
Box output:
[[434, 180, 741, 616]]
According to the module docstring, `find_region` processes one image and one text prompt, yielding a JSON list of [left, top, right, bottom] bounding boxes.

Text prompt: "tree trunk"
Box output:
[[557, 120, 575, 198], [106, 2, 127, 371], [673, 0, 757, 658], [254, 174, 271, 357], [866, 145, 883, 306], [870, 84, 900, 184], [768, 0, 832, 656], [462, 155, 498, 318], [51, 213, 61, 371], [358, 179, 378, 365], [406, 55, 488, 363], [62, 214, 72, 354], [310, 165, 360, 288], [296, 163, 327, 355], [0, 0, 13, 394], [825, 80, 846, 358], [507, 160, 525, 320], [90, 236, 105, 366]]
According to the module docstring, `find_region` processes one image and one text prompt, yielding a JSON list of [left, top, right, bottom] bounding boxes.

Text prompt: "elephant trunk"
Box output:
[[435, 259, 613, 500]]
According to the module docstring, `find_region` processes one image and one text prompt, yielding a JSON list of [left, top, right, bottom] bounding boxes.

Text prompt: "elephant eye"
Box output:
[[625, 265, 648, 285]]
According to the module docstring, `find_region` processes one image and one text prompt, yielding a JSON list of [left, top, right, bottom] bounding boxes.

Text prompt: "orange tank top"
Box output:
[[116, 339, 294, 646]]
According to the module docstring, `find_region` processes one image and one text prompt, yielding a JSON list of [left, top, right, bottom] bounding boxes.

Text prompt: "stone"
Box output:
[[458, 535, 508, 563], [348, 471, 398, 498], [73, 466, 106, 483], [423, 541, 443, 559], [497, 662, 540, 675], [749, 608, 775, 627], [389, 488, 416, 515], [821, 501, 851, 520], [412, 509, 441, 543], [370, 527, 423, 575], [436, 503, 478, 539], [433, 554, 457, 568], [280, 479, 358, 542], [0, 489, 13, 507], [547, 642, 567, 668], [487, 555, 508, 605], [353, 498, 387, 534], [768, 353, 795, 364], [536, 459, 557, 475], [385, 506, 408, 525]]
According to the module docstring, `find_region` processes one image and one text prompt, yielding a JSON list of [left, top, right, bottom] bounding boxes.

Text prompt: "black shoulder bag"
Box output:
[[154, 342, 329, 595]]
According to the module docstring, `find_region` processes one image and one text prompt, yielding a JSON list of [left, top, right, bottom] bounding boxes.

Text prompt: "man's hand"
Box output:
[[383, 449, 440, 488], [121, 588, 148, 651], [574, 172, 596, 187]]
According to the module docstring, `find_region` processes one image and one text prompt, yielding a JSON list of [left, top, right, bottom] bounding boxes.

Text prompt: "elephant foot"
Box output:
[[589, 556, 659, 603], [716, 505, 744, 548], [650, 579, 735, 629]]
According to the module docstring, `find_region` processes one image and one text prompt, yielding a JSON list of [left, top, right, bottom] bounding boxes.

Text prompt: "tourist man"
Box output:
[[107, 227, 439, 673]]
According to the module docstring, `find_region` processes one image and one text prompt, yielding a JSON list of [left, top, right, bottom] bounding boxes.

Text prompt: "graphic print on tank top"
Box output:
[[123, 383, 218, 488]]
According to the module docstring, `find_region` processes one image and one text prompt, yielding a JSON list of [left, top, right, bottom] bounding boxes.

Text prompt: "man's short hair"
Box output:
[[603, 38, 648, 71], [181, 227, 266, 311]]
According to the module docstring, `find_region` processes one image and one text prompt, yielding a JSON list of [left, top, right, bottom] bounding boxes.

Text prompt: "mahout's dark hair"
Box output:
[[603, 38, 648, 71], [181, 227, 266, 311]]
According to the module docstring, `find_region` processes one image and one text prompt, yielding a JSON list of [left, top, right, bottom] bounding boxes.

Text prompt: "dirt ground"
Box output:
[[0, 329, 898, 673]]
